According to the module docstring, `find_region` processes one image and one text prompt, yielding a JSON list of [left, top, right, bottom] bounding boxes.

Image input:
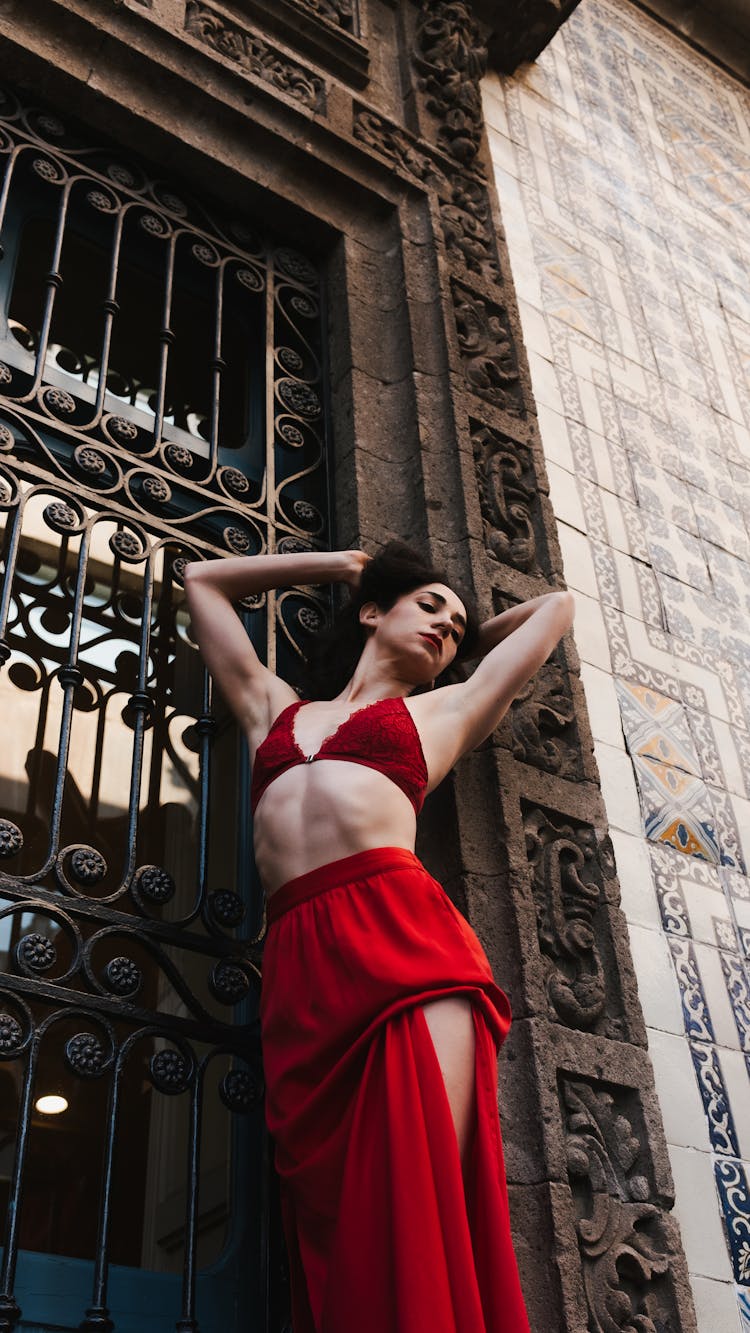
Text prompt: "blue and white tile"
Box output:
[[691, 488, 750, 563], [729, 794, 750, 881], [651, 338, 712, 406], [705, 545, 750, 618], [692, 1277, 747, 1333], [667, 936, 716, 1042], [717, 1046, 750, 1162], [718, 951, 750, 1054], [714, 918, 740, 953], [642, 512, 711, 593], [688, 1040, 740, 1157], [722, 867, 750, 905], [714, 1158, 750, 1285], [630, 923, 685, 1034], [670, 1146, 737, 1282], [629, 456, 698, 534], [680, 876, 733, 950], [648, 1028, 711, 1150], [685, 707, 727, 790], [696, 940, 747, 1049], [598, 489, 649, 558], [739, 1286, 750, 1332], [710, 787, 748, 874], [616, 398, 681, 472], [612, 828, 663, 930]]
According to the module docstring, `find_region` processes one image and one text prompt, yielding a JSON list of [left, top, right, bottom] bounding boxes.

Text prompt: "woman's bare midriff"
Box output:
[[253, 759, 420, 897]]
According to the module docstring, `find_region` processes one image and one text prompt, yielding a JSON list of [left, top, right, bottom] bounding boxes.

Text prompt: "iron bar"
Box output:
[[0, 87, 329, 1330]]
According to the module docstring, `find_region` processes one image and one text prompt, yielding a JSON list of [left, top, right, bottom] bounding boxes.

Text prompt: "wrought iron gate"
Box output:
[[0, 87, 329, 1332]]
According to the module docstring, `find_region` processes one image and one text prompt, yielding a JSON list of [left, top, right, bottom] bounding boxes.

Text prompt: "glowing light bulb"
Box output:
[[35, 1094, 68, 1115]]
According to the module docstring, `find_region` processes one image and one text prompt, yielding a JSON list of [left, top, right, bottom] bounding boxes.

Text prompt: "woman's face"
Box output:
[[363, 583, 467, 682]]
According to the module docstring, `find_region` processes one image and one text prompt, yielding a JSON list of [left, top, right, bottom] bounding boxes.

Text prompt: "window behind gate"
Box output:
[[0, 86, 329, 1332]]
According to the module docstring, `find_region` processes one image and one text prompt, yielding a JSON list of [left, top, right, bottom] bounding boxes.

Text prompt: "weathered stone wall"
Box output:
[[484, 1, 750, 1328], [0, 0, 697, 1328]]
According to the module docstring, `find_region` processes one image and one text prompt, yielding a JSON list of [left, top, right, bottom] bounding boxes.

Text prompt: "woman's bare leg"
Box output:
[[421, 996, 476, 1169]]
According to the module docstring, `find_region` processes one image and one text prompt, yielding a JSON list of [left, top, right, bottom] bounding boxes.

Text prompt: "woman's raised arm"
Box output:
[[183, 549, 368, 732], [451, 589, 575, 750], [416, 589, 576, 781]]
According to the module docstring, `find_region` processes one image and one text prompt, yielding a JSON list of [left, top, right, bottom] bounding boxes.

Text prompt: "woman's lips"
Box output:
[[420, 633, 442, 653]]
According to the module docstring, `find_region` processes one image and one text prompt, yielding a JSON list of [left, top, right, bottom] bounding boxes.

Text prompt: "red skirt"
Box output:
[[260, 846, 530, 1333]]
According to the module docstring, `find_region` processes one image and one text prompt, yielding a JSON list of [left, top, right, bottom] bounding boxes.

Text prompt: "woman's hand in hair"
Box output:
[[340, 549, 371, 587]]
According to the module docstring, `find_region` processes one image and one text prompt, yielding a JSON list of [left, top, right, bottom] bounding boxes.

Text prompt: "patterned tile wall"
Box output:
[[483, 3, 750, 1327]]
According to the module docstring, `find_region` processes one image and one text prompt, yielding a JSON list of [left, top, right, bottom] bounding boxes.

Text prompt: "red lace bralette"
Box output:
[[250, 696, 428, 815]]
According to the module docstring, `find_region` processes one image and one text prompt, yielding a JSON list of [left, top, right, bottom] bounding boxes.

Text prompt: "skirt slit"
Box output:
[[261, 846, 531, 1333]]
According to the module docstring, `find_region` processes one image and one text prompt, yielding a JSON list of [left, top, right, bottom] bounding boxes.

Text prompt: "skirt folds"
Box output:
[[260, 846, 530, 1333]]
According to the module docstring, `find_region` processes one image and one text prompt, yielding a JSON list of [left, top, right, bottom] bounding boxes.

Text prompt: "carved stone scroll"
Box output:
[[524, 808, 609, 1031], [453, 285, 523, 414], [472, 421, 538, 571], [510, 665, 581, 779], [442, 174, 500, 280], [562, 1077, 684, 1333]]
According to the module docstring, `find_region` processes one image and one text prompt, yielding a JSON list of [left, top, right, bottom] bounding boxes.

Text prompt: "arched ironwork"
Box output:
[[0, 86, 329, 1332]]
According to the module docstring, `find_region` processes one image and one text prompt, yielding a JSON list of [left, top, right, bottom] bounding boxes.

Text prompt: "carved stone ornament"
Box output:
[[524, 808, 607, 1030], [472, 422, 538, 572], [562, 1077, 679, 1332], [509, 664, 580, 779], [353, 108, 447, 188], [413, 1, 488, 167], [453, 285, 522, 414], [184, 2, 325, 111], [294, 0, 355, 29], [442, 175, 499, 280]]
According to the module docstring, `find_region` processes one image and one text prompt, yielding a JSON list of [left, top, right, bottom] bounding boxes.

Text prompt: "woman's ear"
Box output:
[[358, 601, 380, 634]]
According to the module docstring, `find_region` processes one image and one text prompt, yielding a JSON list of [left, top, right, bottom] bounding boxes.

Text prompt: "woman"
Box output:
[[184, 542, 574, 1333]]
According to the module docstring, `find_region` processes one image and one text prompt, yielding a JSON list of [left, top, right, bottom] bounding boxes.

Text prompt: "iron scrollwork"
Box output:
[[0, 87, 331, 1331]]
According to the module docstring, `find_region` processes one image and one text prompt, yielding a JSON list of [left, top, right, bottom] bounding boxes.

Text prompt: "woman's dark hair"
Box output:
[[300, 541, 480, 700]]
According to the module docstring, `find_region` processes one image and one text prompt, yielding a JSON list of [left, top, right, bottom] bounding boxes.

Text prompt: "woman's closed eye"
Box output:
[[419, 600, 462, 643]]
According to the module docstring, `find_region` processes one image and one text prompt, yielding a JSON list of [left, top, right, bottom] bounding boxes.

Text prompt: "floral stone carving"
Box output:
[[562, 1076, 680, 1332], [453, 285, 522, 414], [185, 2, 325, 111], [441, 175, 500, 280], [414, 1, 488, 167]]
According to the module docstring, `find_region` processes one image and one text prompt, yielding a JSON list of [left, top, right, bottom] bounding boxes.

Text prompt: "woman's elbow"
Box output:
[[556, 589, 576, 627], [183, 560, 202, 585]]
